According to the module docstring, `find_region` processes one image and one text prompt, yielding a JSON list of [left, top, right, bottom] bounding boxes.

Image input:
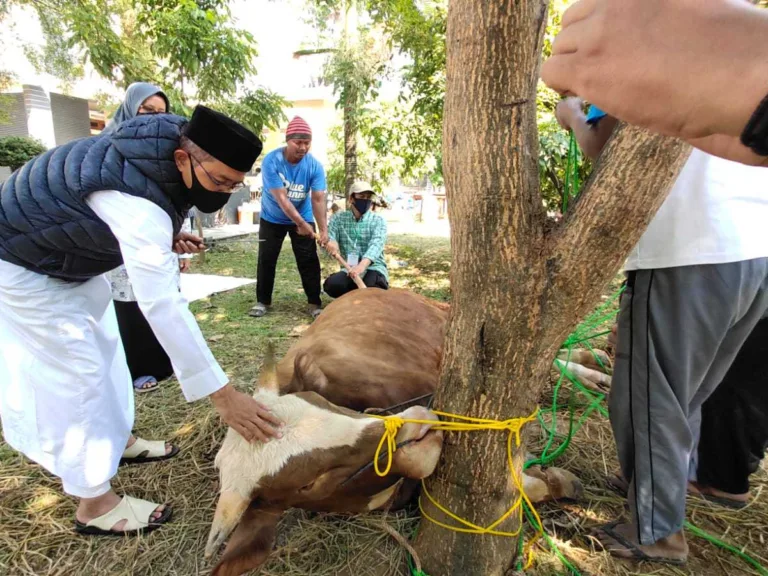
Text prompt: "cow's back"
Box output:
[[276, 289, 448, 410]]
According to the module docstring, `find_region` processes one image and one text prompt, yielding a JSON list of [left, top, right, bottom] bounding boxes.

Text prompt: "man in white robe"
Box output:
[[0, 106, 281, 536]]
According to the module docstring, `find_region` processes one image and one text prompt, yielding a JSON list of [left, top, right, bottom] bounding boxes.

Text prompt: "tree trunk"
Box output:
[[343, 0, 359, 198], [344, 91, 358, 198], [413, 1, 691, 574]]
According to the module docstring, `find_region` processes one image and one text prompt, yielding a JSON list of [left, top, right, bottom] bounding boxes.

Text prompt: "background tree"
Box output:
[[0, 136, 46, 171], [411, 1, 691, 574], [324, 117, 403, 199], [12, 0, 287, 135], [367, 0, 592, 206], [323, 31, 389, 195], [299, 0, 390, 195], [364, 0, 446, 184]]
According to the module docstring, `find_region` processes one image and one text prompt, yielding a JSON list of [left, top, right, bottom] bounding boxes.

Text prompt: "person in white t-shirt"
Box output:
[[557, 98, 768, 565]]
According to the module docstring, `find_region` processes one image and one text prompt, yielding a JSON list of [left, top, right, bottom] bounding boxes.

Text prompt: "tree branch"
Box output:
[[293, 48, 336, 58], [543, 123, 691, 342]]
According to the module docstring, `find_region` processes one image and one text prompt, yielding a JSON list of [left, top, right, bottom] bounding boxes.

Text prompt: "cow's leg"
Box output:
[[524, 466, 584, 503]]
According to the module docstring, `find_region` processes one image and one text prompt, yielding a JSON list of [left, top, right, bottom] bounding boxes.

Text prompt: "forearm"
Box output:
[[687, 134, 768, 168], [714, 3, 768, 138], [312, 192, 328, 233], [571, 114, 618, 161], [86, 191, 227, 402], [273, 189, 307, 226], [363, 222, 387, 262], [137, 292, 228, 401]]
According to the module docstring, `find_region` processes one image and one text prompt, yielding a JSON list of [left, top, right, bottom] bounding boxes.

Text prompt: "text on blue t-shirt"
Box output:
[[260, 148, 327, 225]]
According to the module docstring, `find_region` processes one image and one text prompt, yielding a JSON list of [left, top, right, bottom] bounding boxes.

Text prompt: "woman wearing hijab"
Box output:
[[103, 82, 169, 134], [104, 82, 189, 394]]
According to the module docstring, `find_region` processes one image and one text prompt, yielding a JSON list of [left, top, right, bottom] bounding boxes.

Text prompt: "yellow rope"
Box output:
[[368, 408, 543, 570]]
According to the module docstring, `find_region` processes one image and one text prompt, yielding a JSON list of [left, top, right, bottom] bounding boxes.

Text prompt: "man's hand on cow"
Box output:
[[174, 232, 206, 255], [296, 221, 315, 238], [210, 384, 283, 443], [541, 0, 768, 156]]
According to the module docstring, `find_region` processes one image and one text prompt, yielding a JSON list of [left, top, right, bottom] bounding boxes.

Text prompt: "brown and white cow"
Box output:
[[207, 289, 582, 576]]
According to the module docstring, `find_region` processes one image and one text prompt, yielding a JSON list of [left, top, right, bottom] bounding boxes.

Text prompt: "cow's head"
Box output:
[[205, 356, 443, 576]]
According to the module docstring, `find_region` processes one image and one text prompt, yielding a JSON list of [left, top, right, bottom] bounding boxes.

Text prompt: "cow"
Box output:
[[206, 289, 582, 576]]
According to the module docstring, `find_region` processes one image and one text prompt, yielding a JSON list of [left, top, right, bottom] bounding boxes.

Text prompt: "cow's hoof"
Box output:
[[524, 466, 583, 503], [543, 467, 584, 501]]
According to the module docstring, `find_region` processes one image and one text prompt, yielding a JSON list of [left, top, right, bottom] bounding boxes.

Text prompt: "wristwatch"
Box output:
[[741, 93, 768, 157]]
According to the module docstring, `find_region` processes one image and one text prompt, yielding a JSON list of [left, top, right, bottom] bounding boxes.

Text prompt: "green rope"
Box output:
[[685, 522, 768, 576], [406, 287, 767, 576], [562, 131, 581, 214]]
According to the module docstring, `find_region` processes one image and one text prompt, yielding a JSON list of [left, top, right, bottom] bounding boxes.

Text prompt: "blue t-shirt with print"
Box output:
[[260, 148, 327, 225], [586, 105, 607, 125]]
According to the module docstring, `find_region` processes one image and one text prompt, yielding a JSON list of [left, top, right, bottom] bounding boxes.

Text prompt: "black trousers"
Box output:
[[114, 301, 174, 382], [323, 269, 389, 299], [697, 317, 768, 494], [256, 218, 321, 306]]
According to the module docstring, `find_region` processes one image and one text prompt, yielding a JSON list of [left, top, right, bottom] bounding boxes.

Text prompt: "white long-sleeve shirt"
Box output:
[[87, 191, 227, 402]]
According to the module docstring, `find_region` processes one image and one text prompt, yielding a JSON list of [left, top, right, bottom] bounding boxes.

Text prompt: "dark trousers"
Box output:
[[114, 301, 174, 382], [696, 318, 768, 495], [256, 218, 321, 306], [323, 269, 389, 299]]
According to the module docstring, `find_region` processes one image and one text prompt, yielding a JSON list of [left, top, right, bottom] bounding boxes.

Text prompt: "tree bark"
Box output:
[[413, 1, 691, 574], [343, 0, 359, 198], [344, 91, 358, 197]]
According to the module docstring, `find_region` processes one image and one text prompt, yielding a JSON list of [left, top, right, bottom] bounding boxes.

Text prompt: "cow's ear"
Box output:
[[292, 351, 329, 393], [257, 342, 280, 395], [211, 502, 282, 576]]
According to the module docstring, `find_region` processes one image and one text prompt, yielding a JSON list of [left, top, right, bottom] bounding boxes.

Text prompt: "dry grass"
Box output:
[[1, 231, 766, 576]]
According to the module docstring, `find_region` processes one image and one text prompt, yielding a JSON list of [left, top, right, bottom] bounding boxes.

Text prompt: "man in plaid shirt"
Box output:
[[324, 181, 389, 298]]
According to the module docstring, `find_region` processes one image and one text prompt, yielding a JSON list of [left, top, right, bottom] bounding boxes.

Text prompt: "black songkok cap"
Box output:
[[185, 105, 263, 172]]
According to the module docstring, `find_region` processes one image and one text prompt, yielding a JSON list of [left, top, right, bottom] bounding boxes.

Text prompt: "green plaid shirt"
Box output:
[[328, 210, 388, 281]]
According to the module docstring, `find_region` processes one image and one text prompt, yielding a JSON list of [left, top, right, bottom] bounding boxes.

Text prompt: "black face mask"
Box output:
[[186, 163, 231, 214], [353, 198, 372, 216]]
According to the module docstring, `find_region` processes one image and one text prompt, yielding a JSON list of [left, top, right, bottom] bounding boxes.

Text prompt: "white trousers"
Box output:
[[0, 260, 133, 498]]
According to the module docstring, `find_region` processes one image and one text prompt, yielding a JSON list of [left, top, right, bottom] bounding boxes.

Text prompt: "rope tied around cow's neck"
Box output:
[[368, 408, 543, 570]]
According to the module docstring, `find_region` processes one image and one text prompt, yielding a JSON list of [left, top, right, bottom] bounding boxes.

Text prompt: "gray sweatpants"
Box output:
[[609, 258, 768, 545]]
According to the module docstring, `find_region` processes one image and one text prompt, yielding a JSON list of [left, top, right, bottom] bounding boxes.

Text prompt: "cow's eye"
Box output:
[[299, 480, 316, 492]]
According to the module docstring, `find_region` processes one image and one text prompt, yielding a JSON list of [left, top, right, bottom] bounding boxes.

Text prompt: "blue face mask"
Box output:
[[353, 198, 372, 216]]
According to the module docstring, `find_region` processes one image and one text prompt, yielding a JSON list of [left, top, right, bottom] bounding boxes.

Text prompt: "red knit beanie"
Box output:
[[286, 116, 312, 140]]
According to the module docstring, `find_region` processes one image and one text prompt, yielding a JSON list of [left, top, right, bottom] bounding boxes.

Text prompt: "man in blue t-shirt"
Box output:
[[250, 116, 328, 319]]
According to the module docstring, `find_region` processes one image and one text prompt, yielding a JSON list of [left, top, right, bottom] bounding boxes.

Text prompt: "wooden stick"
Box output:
[[315, 234, 367, 290], [196, 217, 206, 264]]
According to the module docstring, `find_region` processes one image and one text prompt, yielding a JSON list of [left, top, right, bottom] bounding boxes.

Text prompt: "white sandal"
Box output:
[[75, 495, 172, 536], [120, 437, 180, 465]]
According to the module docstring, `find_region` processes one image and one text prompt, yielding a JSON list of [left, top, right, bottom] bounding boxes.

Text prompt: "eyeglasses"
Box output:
[[138, 105, 165, 114], [190, 154, 245, 192]]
